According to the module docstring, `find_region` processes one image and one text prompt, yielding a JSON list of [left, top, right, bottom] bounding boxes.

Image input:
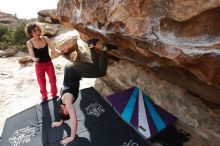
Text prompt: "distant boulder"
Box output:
[[0, 48, 17, 57], [37, 9, 59, 24], [0, 11, 18, 27], [37, 22, 59, 37], [18, 56, 33, 64]]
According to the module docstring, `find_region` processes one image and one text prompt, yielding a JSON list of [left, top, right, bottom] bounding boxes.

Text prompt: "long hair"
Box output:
[[59, 110, 70, 121]]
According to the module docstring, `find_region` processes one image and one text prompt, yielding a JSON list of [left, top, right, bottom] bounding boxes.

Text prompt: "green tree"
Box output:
[[0, 19, 31, 51], [0, 24, 13, 48], [12, 22, 28, 45], [0, 24, 9, 41]]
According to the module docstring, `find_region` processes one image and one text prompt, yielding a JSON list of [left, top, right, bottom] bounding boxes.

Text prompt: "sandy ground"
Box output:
[[0, 52, 96, 136]]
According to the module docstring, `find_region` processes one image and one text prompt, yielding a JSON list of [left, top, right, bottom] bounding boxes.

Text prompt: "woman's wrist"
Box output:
[[60, 119, 64, 124], [32, 57, 36, 61]]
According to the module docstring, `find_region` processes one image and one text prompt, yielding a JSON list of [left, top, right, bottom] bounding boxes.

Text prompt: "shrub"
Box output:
[[0, 24, 8, 39], [0, 20, 29, 51], [13, 22, 29, 45], [0, 24, 13, 44]]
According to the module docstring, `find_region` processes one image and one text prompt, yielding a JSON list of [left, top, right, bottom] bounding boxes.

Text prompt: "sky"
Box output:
[[0, 0, 58, 19]]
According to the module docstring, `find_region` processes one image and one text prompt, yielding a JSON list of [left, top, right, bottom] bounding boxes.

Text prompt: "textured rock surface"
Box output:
[[57, 0, 220, 106], [96, 60, 220, 146], [78, 45, 220, 146], [37, 22, 59, 36], [50, 25, 80, 60], [55, 0, 220, 145], [37, 9, 59, 23]]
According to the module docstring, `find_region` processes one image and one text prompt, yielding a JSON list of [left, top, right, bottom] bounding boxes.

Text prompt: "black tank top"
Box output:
[[31, 37, 51, 63]]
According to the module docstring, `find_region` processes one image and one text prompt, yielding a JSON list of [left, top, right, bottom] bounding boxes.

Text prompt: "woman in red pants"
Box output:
[[25, 22, 64, 101]]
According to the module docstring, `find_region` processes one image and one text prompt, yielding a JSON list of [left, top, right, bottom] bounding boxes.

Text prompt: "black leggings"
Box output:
[[64, 48, 107, 79], [60, 48, 108, 99]]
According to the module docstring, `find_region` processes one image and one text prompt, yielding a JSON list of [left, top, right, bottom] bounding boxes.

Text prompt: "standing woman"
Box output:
[[25, 22, 62, 101]]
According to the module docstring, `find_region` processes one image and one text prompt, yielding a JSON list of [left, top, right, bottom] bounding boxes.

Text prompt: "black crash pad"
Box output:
[[0, 106, 43, 146], [1, 87, 148, 146]]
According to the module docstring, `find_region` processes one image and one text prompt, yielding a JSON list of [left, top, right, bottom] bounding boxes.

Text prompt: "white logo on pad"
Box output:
[[122, 139, 139, 146], [8, 127, 36, 146], [86, 102, 105, 117]]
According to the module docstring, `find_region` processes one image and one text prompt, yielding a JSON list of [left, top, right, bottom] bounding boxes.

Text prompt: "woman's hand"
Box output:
[[51, 120, 63, 128], [60, 136, 75, 145], [33, 57, 39, 63]]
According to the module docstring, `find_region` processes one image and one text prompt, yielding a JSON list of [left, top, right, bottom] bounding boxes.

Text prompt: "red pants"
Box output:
[[35, 61, 57, 99]]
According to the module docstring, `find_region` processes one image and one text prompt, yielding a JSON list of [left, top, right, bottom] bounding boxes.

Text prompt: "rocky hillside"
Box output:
[[0, 11, 18, 27], [54, 0, 220, 146]]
